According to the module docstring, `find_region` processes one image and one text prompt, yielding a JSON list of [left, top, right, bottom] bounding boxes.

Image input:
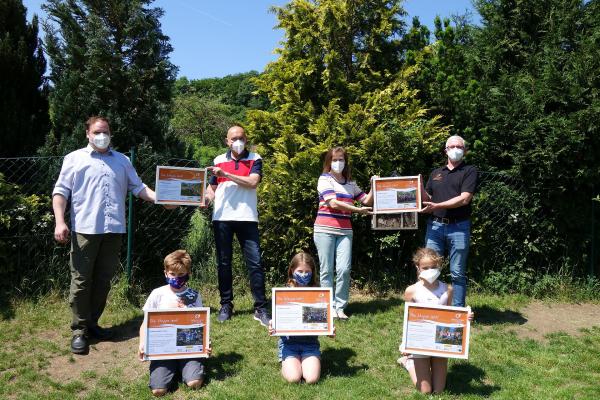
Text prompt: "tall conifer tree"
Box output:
[[43, 0, 177, 153], [0, 0, 49, 157]]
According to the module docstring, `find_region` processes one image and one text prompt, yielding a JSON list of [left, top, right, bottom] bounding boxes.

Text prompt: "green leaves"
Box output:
[[247, 0, 447, 283], [42, 0, 177, 154]]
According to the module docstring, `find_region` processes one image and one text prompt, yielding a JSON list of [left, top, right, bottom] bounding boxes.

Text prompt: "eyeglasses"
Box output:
[[446, 145, 464, 150]]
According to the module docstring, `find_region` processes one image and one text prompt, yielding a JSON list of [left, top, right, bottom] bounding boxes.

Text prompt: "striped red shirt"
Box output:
[[314, 174, 367, 235]]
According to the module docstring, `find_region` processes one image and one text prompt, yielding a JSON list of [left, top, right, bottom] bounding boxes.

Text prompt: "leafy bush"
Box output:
[[0, 174, 62, 296]]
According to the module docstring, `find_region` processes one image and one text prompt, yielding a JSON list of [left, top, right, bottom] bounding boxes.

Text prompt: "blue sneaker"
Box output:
[[218, 304, 233, 323], [253, 308, 271, 327]]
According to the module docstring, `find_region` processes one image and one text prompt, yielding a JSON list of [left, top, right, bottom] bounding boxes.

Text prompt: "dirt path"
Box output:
[[44, 319, 146, 389], [509, 301, 600, 341]]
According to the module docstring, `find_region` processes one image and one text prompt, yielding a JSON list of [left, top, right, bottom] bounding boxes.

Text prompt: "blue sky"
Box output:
[[23, 0, 477, 80]]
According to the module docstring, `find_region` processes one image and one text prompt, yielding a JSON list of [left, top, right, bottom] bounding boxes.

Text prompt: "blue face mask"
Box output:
[[293, 271, 312, 286], [166, 274, 189, 289]]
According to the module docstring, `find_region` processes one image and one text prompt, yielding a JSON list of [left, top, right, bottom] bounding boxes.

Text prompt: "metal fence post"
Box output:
[[592, 185, 597, 278], [127, 147, 136, 283]]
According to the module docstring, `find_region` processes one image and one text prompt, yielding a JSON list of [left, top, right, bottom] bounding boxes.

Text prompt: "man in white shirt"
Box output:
[[205, 124, 269, 327], [53, 116, 159, 354]]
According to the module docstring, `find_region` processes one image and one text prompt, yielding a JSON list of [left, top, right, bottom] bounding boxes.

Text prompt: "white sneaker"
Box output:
[[331, 308, 338, 319], [336, 309, 349, 320]]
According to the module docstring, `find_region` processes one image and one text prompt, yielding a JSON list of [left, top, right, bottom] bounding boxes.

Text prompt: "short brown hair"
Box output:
[[412, 247, 443, 268], [322, 146, 351, 180], [287, 252, 319, 287], [164, 249, 192, 274], [85, 116, 111, 132]]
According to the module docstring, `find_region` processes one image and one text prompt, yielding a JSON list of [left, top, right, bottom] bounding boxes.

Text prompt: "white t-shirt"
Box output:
[[142, 285, 203, 311]]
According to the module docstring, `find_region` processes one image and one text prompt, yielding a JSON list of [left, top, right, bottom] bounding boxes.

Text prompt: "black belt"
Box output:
[[432, 216, 469, 224]]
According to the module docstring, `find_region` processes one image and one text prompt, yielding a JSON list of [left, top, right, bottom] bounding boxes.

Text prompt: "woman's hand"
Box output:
[[356, 206, 373, 215], [138, 345, 145, 361], [467, 310, 475, 321]]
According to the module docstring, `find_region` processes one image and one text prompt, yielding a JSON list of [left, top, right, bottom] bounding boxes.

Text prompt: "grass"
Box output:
[[0, 282, 599, 399]]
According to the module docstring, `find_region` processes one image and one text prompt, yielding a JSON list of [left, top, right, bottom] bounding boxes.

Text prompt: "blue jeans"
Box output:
[[313, 231, 353, 310], [425, 220, 471, 307], [213, 221, 267, 310]]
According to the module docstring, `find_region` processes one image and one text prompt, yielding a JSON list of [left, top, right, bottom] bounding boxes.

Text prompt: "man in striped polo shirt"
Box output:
[[205, 124, 269, 327]]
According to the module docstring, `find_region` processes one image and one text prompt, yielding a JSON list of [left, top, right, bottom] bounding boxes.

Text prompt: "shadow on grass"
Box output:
[[474, 305, 527, 325], [347, 297, 404, 316], [204, 351, 244, 383], [0, 293, 15, 320], [321, 347, 368, 378], [87, 316, 143, 345], [446, 362, 500, 396]]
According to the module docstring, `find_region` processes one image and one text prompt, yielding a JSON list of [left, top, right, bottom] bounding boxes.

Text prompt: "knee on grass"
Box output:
[[187, 378, 204, 389], [151, 388, 167, 397], [283, 371, 302, 383], [303, 374, 320, 384]]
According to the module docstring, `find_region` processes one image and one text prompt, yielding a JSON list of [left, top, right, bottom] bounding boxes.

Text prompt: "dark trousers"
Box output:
[[70, 233, 122, 335], [213, 221, 267, 310]]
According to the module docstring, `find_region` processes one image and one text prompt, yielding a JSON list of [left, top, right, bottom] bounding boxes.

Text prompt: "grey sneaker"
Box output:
[[253, 309, 271, 327], [217, 304, 233, 323]]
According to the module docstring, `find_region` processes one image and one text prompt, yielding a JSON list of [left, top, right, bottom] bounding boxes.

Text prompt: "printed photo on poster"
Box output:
[[144, 307, 210, 360], [372, 176, 422, 214], [371, 212, 418, 230], [272, 288, 334, 336], [155, 166, 206, 206], [400, 302, 471, 359]]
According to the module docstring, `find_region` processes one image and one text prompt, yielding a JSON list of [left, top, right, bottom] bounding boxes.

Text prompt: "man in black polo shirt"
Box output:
[[421, 135, 477, 307]]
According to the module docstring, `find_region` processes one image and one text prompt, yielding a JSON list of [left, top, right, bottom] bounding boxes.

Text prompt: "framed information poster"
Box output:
[[400, 302, 471, 359], [272, 287, 334, 336], [371, 212, 418, 230], [155, 166, 206, 206], [144, 307, 210, 360], [372, 176, 422, 214]]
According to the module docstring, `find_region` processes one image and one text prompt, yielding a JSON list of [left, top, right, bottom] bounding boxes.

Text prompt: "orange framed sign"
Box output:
[[144, 307, 210, 360], [272, 288, 334, 336], [373, 176, 422, 214], [400, 302, 471, 359], [155, 166, 206, 206]]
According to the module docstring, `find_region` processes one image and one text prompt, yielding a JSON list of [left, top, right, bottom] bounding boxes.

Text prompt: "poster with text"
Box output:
[[155, 166, 206, 206], [144, 307, 210, 360], [272, 288, 334, 336], [373, 176, 422, 214], [400, 302, 471, 359]]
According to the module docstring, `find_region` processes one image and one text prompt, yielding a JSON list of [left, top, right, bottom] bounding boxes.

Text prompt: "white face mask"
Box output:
[[92, 132, 110, 150], [231, 139, 245, 154], [331, 160, 345, 174], [447, 147, 464, 162], [419, 268, 441, 284]]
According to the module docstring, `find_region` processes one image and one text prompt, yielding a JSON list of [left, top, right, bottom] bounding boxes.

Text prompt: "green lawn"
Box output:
[[1, 283, 599, 400]]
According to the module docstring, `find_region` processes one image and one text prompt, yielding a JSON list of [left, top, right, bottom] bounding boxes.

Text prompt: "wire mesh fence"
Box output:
[[0, 150, 596, 297]]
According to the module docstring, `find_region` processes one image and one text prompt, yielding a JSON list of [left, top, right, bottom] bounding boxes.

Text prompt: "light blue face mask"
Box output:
[[293, 271, 312, 286]]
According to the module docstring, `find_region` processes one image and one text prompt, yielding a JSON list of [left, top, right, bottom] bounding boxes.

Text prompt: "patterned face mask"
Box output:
[[293, 271, 312, 286], [166, 274, 189, 289]]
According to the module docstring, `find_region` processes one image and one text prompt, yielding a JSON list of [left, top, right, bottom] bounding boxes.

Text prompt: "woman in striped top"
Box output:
[[313, 147, 373, 319]]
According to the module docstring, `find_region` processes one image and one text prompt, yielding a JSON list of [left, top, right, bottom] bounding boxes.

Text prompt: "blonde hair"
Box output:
[[164, 249, 192, 274], [286, 252, 319, 287], [412, 247, 443, 269]]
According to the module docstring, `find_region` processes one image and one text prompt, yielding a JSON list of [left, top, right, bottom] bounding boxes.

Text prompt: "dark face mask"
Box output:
[[166, 274, 189, 289]]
